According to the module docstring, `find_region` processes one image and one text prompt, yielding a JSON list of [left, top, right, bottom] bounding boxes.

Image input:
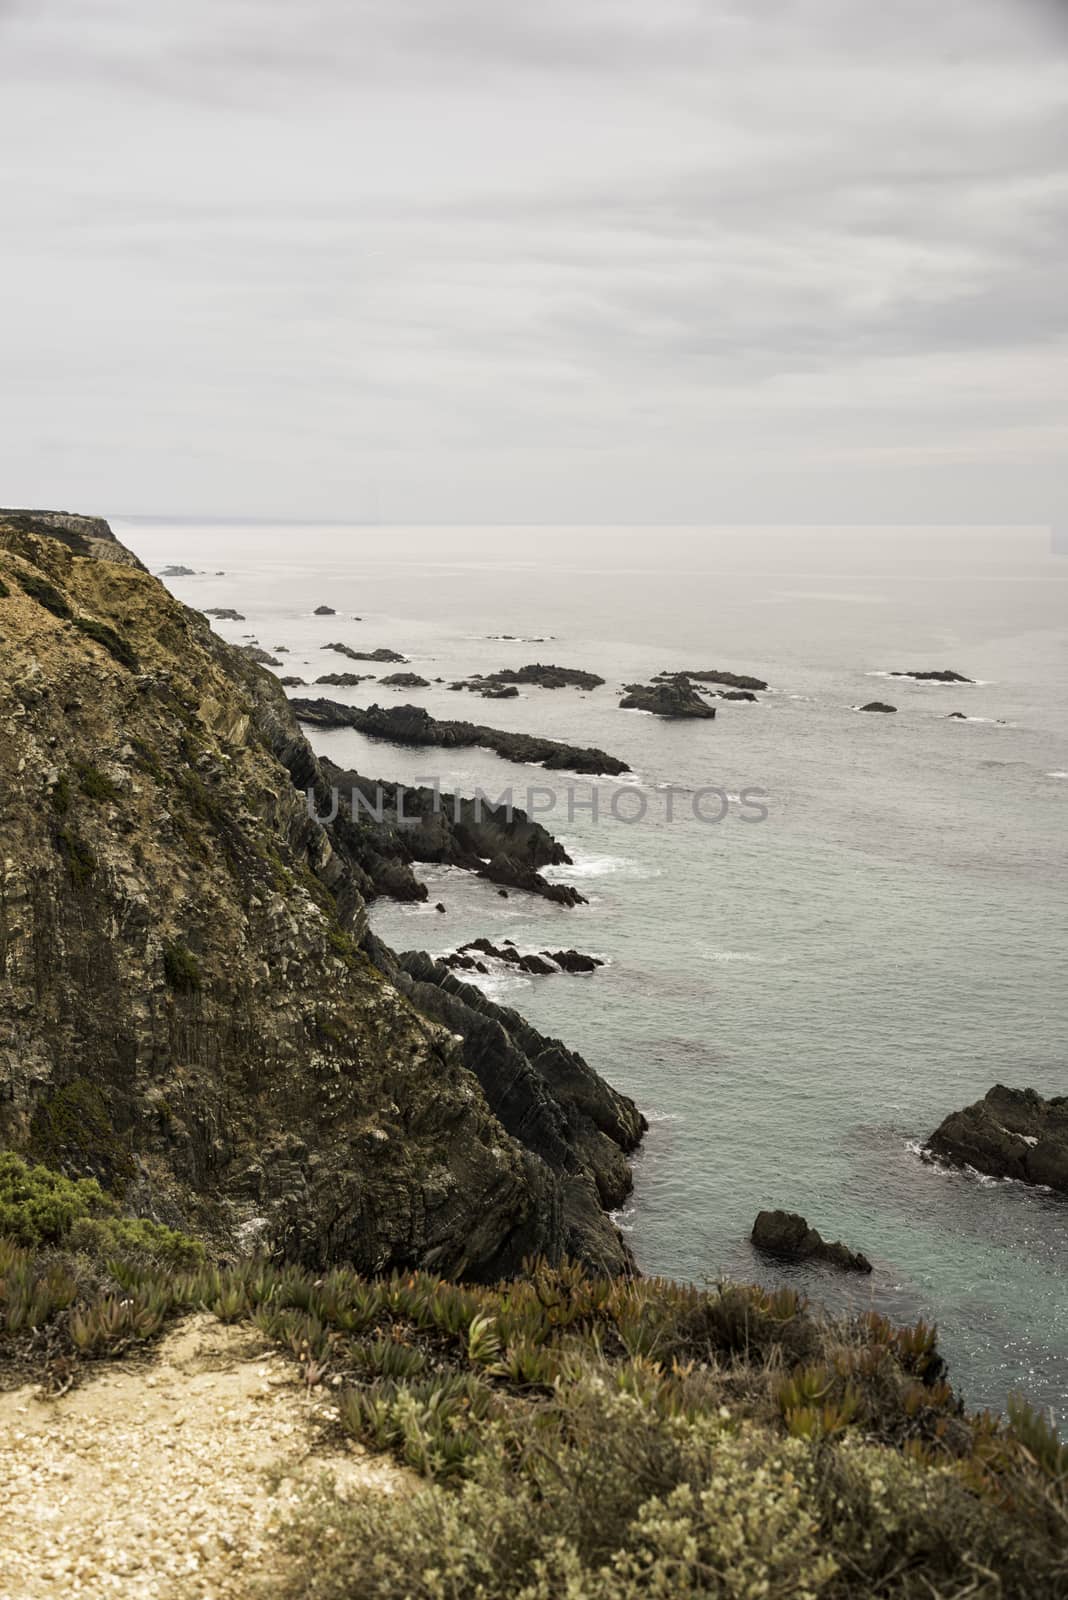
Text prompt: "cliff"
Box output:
[[0, 513, 639, 1275]]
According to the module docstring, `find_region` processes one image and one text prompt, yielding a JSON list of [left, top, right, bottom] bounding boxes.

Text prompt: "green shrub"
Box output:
[[51, 773, 71, 814], [163, 941, 201, 993], [73, 615, 139, 670], [0, 1152, 109, 1247], [77, 763, 120, 803], [0, 575, 9, 598], [16, 568, 71, 618], [28, 1078, 135, 1191], [54, 825, 96, 887]]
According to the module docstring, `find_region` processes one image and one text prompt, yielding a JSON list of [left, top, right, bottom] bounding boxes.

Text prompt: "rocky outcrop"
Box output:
[[751, 1211, 872, 1273], [660, 669, 768, 692], [326, 643, 406, 664], [380, 672, 430, 689], [241, 646, 283, 667], [203, 608, 245, 622], [889, 669, 973, 683], [620, 677, 715, 719], [291, 700, 630, 776], [456, 664, 605, 693], [313, 605, 336, 615], [859, 701, 897, 713], [315, 672, 375, 687], [0, 509, 146, 570], [382, 942, 645, 1241], [443, 941, 603, 976], [316, 759, 586, 908], [925, 1086, 1068, 1193], [0, 513, 639, 1278]]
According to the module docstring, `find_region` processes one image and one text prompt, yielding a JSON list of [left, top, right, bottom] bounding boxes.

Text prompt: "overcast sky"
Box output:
[[1, 0, 1065, 524]]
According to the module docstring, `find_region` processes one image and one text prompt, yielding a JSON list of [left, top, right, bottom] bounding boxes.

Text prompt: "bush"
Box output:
[[163, 941, 201, 992], [0, 1152, 109, 1247], [73, 615, 139, 670], [15, 568, 71, 618], [77, 763, 120, 803]]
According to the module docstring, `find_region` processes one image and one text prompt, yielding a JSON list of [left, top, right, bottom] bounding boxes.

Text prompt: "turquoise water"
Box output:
[[123, 521, 1068, 1420]]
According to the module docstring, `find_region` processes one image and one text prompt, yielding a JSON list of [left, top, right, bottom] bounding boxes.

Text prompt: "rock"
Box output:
[[380, 672, 431, 689], [544, 949, 603, 973], [280, 676, 306, 687], [751, 1210, 872, 1273], [716, 689, 758, 702], [859, 701, 896, 713], [435, 902, 446, 913], [458, 664, 605, 693], [159, 564, 196, 578], [292, 700, 629, 776], [317, 758, 587, 907], [946, 712, 968, 720], [620, 676, 716, 719], [660, 668, 768, 692], [203, 608, 245, 622], [889, 669, 973, 683], [315, 672, 375, 687], [0, 510, 642, 1277], [313, 605, 336, 615], [325, 642, 407, 663], [241, 646, 283, 667], [498, 888, 508, 897], [925, 1086, 1068, 1193]]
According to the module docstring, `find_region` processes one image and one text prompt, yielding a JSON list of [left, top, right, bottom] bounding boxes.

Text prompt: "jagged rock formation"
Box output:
[[203, 608, 245, 622], [925, 1086, 1068, 1194], [859, 701, 897, 713], [0, 512, 640, 1276], [659, 668, 768, 692], [751, 1210, 872, 1273], [455, 664, 605, 693], [315, 672, 375, 687], [620, 677, 716, 719], [291, 699, 630, 776], [0, 509, 146, 570], [380, 672, 430, 689], [315, 759, 587, 908], [442, 940, 603, 976], [326, 643, 406, 664]]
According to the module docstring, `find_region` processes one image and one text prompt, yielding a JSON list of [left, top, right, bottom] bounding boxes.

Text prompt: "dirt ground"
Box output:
[[0, 1315, 411, 1599]]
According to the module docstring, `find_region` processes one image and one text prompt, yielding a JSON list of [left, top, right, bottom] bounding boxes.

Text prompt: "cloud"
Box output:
[[0, 0, 1065, 520]]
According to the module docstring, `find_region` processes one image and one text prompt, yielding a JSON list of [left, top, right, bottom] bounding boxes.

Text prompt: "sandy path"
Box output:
[[0, 1315, 409, 1599]]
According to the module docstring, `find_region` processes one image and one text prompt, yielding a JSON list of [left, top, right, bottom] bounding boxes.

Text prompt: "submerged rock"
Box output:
[[925, 1086, 1068, 1194], [292, 699, 630, 776], [751, 1210, 872, 1273], [858, 701, 897, 713], [889, 669, 974, 683], [313, 604, 336, 615], [620, 677, 716, 719], [660, 668, 768, 692]]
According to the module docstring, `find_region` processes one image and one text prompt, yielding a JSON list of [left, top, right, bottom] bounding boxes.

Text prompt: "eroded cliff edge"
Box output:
[[0, 513, 641, 1275]]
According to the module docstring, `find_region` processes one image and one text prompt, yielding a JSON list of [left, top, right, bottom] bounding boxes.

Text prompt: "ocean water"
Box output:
[[121, 521, 1068, 1421]]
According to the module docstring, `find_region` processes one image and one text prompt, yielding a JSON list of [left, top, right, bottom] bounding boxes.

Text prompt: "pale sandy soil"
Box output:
[[0, 1315, 411, 1599]]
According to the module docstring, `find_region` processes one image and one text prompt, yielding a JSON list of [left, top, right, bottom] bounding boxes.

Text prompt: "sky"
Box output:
[[1, 0, 1066, 525]]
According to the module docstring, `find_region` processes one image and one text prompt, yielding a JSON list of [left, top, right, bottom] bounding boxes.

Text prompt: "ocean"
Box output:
[[119, 520, 1068, 1422]]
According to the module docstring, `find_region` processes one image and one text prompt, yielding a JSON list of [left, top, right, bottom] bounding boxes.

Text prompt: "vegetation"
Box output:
[[28, 1078, 136, 1191], [0, 574, 9, 597], [0, 1154, 200, 1266], [73, 614, 139, 669], [54, 824, 97, 887], [0, 1191, 1063, 1595], [163, 940, 202, 993], [15, 568, 72, 618], [76, 762, 121, 803]]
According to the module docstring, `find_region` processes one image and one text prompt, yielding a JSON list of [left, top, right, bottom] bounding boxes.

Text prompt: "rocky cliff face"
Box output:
[[0, 514, 639, 1275]]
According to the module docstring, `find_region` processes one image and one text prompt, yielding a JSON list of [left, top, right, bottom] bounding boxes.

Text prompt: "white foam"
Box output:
[[698, 947, 793, 966], [1047, 771, 1068, 780]]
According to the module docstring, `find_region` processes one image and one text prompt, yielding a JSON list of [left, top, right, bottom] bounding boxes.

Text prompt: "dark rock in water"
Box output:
[[946, 712, 968, 720], [498, 888, 509, 897], [292, 699, 629, 776], [317, 758, 586, 907], [0, 509, 639, 1277], [159, 564, 196, 577], [751, 1210, 872, 1273], [859, 701, 896, 713], [545, 949, 604, 973], [241, 645, 283, 667], [313, 604, 336, 615], [325, 642, 407, 663], [203, 607, 245, 621], [480, 684, 520, 698], [280, 676, 307, 687], [459, 663, 606, 693], [925, 1086, 1068, 1194], [380, 671, 431, 689], [435, 902, 446, 913], [316, 672, 375, 687], [620, 676, 716, 719], [660, 668, 768, 692], [889, 669, 973, 683], [716, 689, 758, 702]]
